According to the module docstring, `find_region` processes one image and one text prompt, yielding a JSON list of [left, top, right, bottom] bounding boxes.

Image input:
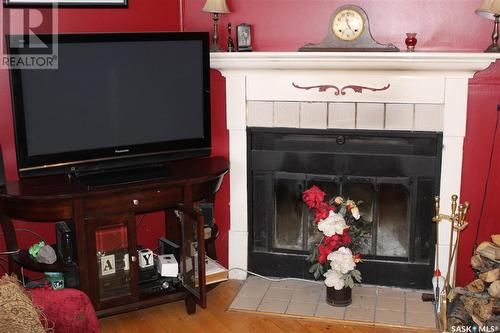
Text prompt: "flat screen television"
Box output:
[[8, 32, 211, 184]]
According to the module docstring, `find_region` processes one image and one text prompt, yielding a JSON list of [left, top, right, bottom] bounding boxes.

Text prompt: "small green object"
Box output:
[[29, 241, 46, 258]]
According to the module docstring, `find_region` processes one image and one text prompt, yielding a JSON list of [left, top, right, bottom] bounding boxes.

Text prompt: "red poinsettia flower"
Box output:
[[302, 185, 326, 209], [341, 228, 352, 245], [314, 201, 335, 222], [317, 244, 331, 264], [323, 234, 342, 251]]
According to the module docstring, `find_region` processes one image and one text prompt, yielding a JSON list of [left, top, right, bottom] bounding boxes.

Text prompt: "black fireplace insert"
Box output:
[[247, 127, 442, 289]]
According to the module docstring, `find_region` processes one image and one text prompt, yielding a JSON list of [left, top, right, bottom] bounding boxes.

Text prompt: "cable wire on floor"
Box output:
[[228, 267, 323, 284]]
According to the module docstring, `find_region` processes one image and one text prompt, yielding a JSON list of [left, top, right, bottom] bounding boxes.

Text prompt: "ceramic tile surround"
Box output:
[[247, 101, 444, 131], [229, 276, 436, 329], [211, 52, 498, 284]]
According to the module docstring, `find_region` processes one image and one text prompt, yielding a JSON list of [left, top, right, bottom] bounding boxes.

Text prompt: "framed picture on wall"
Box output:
[[236, 23, 252, 52], [4, 0, 127, 7]]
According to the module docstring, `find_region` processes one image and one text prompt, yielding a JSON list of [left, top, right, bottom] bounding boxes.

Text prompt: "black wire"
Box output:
[[14, 228, 46, 243], [0, 249, 20, 255], [473, 104, 500, 252], [0, 228, 46, 255], [0, 228, 46, 242]]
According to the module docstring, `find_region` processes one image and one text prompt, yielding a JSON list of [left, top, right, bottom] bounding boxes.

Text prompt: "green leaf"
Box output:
[[309, 263, 319, 273], [313, 266, 322, 280], [307, 245, 318, 263], [345, 274, 354, 288], [351, 269, 362, 282]]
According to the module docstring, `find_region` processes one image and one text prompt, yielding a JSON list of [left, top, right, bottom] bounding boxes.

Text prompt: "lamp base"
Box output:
[[209, 12, 225, 53], [210, 44, 225, 52], [484, 15, 499, 53], [484, 43, 500, 53]]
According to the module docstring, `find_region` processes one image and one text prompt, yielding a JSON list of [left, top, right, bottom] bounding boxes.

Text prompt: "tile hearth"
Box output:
[[229, 276, 436, 329]]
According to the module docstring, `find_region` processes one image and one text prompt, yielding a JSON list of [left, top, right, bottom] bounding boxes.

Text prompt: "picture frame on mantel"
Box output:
[[4, 0, 128, 7], [236, 23, 252, 52]]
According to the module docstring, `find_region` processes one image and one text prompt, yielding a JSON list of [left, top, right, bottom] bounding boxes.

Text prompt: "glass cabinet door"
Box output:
[[176, 205, 206, 309], [87, 213, 138, 309]]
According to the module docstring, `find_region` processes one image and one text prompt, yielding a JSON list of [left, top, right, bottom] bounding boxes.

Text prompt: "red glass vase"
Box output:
[[405, 33, 417, 52]]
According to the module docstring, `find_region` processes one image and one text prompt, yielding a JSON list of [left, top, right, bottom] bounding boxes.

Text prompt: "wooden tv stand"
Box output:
[[0, 157, 229, 317]]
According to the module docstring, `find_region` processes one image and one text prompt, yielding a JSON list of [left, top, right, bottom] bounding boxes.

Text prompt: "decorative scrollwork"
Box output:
[[292, 82, 340, 95], [292, 82, 390, 96], [340, 84, 390, 95]]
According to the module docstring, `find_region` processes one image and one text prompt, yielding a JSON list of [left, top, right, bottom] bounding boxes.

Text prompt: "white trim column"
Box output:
[[225, 76, 249, 279], [437, 78, 471, 284]]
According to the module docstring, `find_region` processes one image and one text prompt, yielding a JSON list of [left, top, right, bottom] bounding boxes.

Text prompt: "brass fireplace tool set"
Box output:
[[432, 194, 470, 332]]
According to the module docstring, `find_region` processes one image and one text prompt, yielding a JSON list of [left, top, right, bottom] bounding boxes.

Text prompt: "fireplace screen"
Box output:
[[248, 128, 441, 289], [272, 178, 410, 257]]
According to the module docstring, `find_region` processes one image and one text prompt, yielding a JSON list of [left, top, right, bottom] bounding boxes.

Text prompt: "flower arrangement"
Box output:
[[303, 185, 369, 290]]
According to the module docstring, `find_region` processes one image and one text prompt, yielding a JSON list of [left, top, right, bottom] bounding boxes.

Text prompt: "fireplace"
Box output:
[[210, 52, 497, 287], [248, 128, 441, 289]]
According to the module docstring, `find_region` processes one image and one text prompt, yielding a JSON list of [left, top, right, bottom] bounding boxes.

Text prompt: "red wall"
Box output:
[[0, 0, 182, 274], [183, 0, 493, 52], [460, 65, 500, 284], [209, 70, 230, 265], [183, 0, 500, 284]]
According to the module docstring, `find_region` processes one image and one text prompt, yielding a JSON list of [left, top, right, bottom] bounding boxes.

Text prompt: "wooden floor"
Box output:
[[100, 280, 438, 333]]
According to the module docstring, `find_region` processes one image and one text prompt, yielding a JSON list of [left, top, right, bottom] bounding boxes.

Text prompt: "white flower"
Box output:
[[346, 200, 360, 220], [324, 269, 345, 290], [351, 206, 360, 220], [327, 247, 356, 274], [317, 211, 347, 237]]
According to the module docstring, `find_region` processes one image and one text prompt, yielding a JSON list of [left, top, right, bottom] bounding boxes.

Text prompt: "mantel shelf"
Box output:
[[211, 52, 499, 74]]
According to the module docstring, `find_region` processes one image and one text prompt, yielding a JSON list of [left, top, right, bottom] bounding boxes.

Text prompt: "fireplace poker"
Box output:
[[432, 196, 445, 309], [446, 195, 458, 288], [445, 202, 469, 288], [431, 194, 470, 332]]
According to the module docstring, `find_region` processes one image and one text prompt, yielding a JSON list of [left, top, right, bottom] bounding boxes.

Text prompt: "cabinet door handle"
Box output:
[[132, 199, 139, 206], [131, 256, 137, 262]]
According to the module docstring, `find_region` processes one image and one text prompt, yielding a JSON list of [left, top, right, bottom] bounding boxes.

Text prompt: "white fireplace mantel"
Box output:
[[211, 52, 496, 72], [210, 52, 498, 282]]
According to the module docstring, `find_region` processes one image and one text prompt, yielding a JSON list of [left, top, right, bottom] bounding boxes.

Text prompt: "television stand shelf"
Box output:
[[0, 156, 229, 317], [73, 163, 170, 189]]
